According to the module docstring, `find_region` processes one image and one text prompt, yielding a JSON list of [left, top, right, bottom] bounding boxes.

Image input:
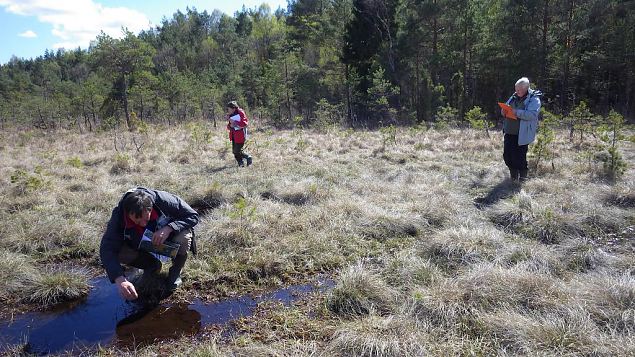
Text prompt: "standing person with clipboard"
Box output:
[[226, 101, 253, 167], [499, 77, 542, 183]]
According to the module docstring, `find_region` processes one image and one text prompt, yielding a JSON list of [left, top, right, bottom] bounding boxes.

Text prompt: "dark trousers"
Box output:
[[119, 243, 162, 273], [232, 142, 250, 162], [503, 134, 528, 171]]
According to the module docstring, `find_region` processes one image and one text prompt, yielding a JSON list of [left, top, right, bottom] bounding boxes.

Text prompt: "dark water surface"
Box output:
[[0, 277, 333, 355]]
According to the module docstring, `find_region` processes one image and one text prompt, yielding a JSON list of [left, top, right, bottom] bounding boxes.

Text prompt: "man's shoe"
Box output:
[[168, 277, 182, 291], [237, 160, 245, 167], [165, 254, 185, 296], [246, 157, 253, 166]]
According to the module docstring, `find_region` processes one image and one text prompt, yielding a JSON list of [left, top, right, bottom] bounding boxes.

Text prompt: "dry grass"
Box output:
[[417, 224, 505, 272], [381, 249, 443, 289], [570, 273, 635, 333], [455, 263, 568, 312], [495, 240, 565, 274], [327, 263, 397, 316], [0, 344, 30, 357], [406, 279, 471, 329], [0, 124, 633, 355], [326, 315, 429, 356], [23, 267, 91, 306], [0, 250, 38, 302], [480, 308, 635, 355]]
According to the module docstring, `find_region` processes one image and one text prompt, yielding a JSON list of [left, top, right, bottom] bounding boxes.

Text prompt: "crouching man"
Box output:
[[100, 187, 199, 300]]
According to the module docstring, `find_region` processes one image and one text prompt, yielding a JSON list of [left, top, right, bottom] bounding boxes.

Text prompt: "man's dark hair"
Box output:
[[122, 190, 153, 217], [227, 101, 238, 109]]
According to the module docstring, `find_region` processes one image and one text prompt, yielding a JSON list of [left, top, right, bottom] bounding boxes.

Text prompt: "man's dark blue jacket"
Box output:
[[99, 187, 199, 283]]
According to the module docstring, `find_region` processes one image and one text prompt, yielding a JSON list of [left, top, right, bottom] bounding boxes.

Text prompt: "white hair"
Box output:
[[515, 77, 530, 88]]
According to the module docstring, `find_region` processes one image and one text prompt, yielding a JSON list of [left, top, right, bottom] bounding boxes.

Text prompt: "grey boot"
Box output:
[[167, 254, 187, 290]]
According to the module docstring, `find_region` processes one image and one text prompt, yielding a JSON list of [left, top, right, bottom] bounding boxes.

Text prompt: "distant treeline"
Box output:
[[0, 0, 633, 130]]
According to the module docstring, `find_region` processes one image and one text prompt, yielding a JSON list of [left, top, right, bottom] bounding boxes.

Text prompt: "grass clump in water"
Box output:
[[23, 267, 91, 307]]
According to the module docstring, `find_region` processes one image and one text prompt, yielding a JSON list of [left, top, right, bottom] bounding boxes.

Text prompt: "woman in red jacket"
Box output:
[[226, 101, 253, 167]]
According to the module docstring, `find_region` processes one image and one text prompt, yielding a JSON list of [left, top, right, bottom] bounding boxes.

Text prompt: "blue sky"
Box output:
[[0, 0, 288, 65]]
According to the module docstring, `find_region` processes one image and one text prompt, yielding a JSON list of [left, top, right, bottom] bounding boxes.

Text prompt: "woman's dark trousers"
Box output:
[[232, 142, 252, 166], [503, 134, 528, 181]]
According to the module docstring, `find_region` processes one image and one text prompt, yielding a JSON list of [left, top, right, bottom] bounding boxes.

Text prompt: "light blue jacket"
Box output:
[[505, 88, 542, 145]]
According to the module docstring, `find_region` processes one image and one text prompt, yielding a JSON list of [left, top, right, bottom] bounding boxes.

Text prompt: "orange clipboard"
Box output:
[[498, 102, 517, 120]]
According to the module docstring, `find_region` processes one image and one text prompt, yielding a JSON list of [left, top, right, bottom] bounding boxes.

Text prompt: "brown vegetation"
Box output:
[[0, 123, 633, 355]]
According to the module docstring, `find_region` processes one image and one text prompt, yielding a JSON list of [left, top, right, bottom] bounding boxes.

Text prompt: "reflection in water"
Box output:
[[116, 304, 201, 345], [0, 277, 131, 354], [0, 277, 333, 355]]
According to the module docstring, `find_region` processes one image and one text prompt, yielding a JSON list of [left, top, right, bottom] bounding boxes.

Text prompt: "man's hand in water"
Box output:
[[115, 276, 138, 300]]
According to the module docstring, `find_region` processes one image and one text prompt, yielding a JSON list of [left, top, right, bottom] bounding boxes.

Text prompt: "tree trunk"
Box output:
[[91, 102, 98, 129], [76, 115, 84, 134], [541, 0, 550, 80], [431, 0, 439, 84], [460, 3, 470, 120], [123, 75, 131, 130], [561, 0, 575, 113], [82, 103, 93, 132], [211, 99, 217, 128], [416, 50, 421, 122], [284, 55, 292, 121], [345, 64, 352, 126], [140, 95, 144, 122]]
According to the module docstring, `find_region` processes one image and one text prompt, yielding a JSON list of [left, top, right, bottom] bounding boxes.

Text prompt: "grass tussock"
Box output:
[[455, 264, 567, 312], [260, 179, 328, 206], [489, 191, 582, 244], [496, 242, 566, 275], [243, 250, 295, 282], [418, 224, 504, 272], [490, 183, 633, 244], [149, 337, 322, 357], [183, 343, 224, 357], [188, 184, 226, 215], [23, 267, 91, 306], [0, 250, 38, 302], [326, 315, 429, 357], [480, 308, 633, 355], [327, 263, 396, 317], [229, 342, 321, 357], [358, 215, 419, 241], [382, 250, 443, 289], [604, 185, 635, 208], [110, 153, 132, 174], [558, 239, 618, 273], [405, 264, 567, 330], [285, 233, 351, 272], [233, 298, 336, 343], [1, 210, 99, 258], [570, 273, 635, 333], [406, 280, 470, 328]]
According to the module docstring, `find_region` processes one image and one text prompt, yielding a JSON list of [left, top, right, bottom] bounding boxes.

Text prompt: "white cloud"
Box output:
[[0, 0, 150, 49], [19, 30, 38, 38]]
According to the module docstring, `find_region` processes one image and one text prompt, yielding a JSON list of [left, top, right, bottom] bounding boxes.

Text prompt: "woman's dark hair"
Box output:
[[227, 100, 239, 109], [122, 190, 153, 217]]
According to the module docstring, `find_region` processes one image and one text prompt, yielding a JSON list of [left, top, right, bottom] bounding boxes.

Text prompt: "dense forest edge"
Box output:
[[0, 0, 633, 132]]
